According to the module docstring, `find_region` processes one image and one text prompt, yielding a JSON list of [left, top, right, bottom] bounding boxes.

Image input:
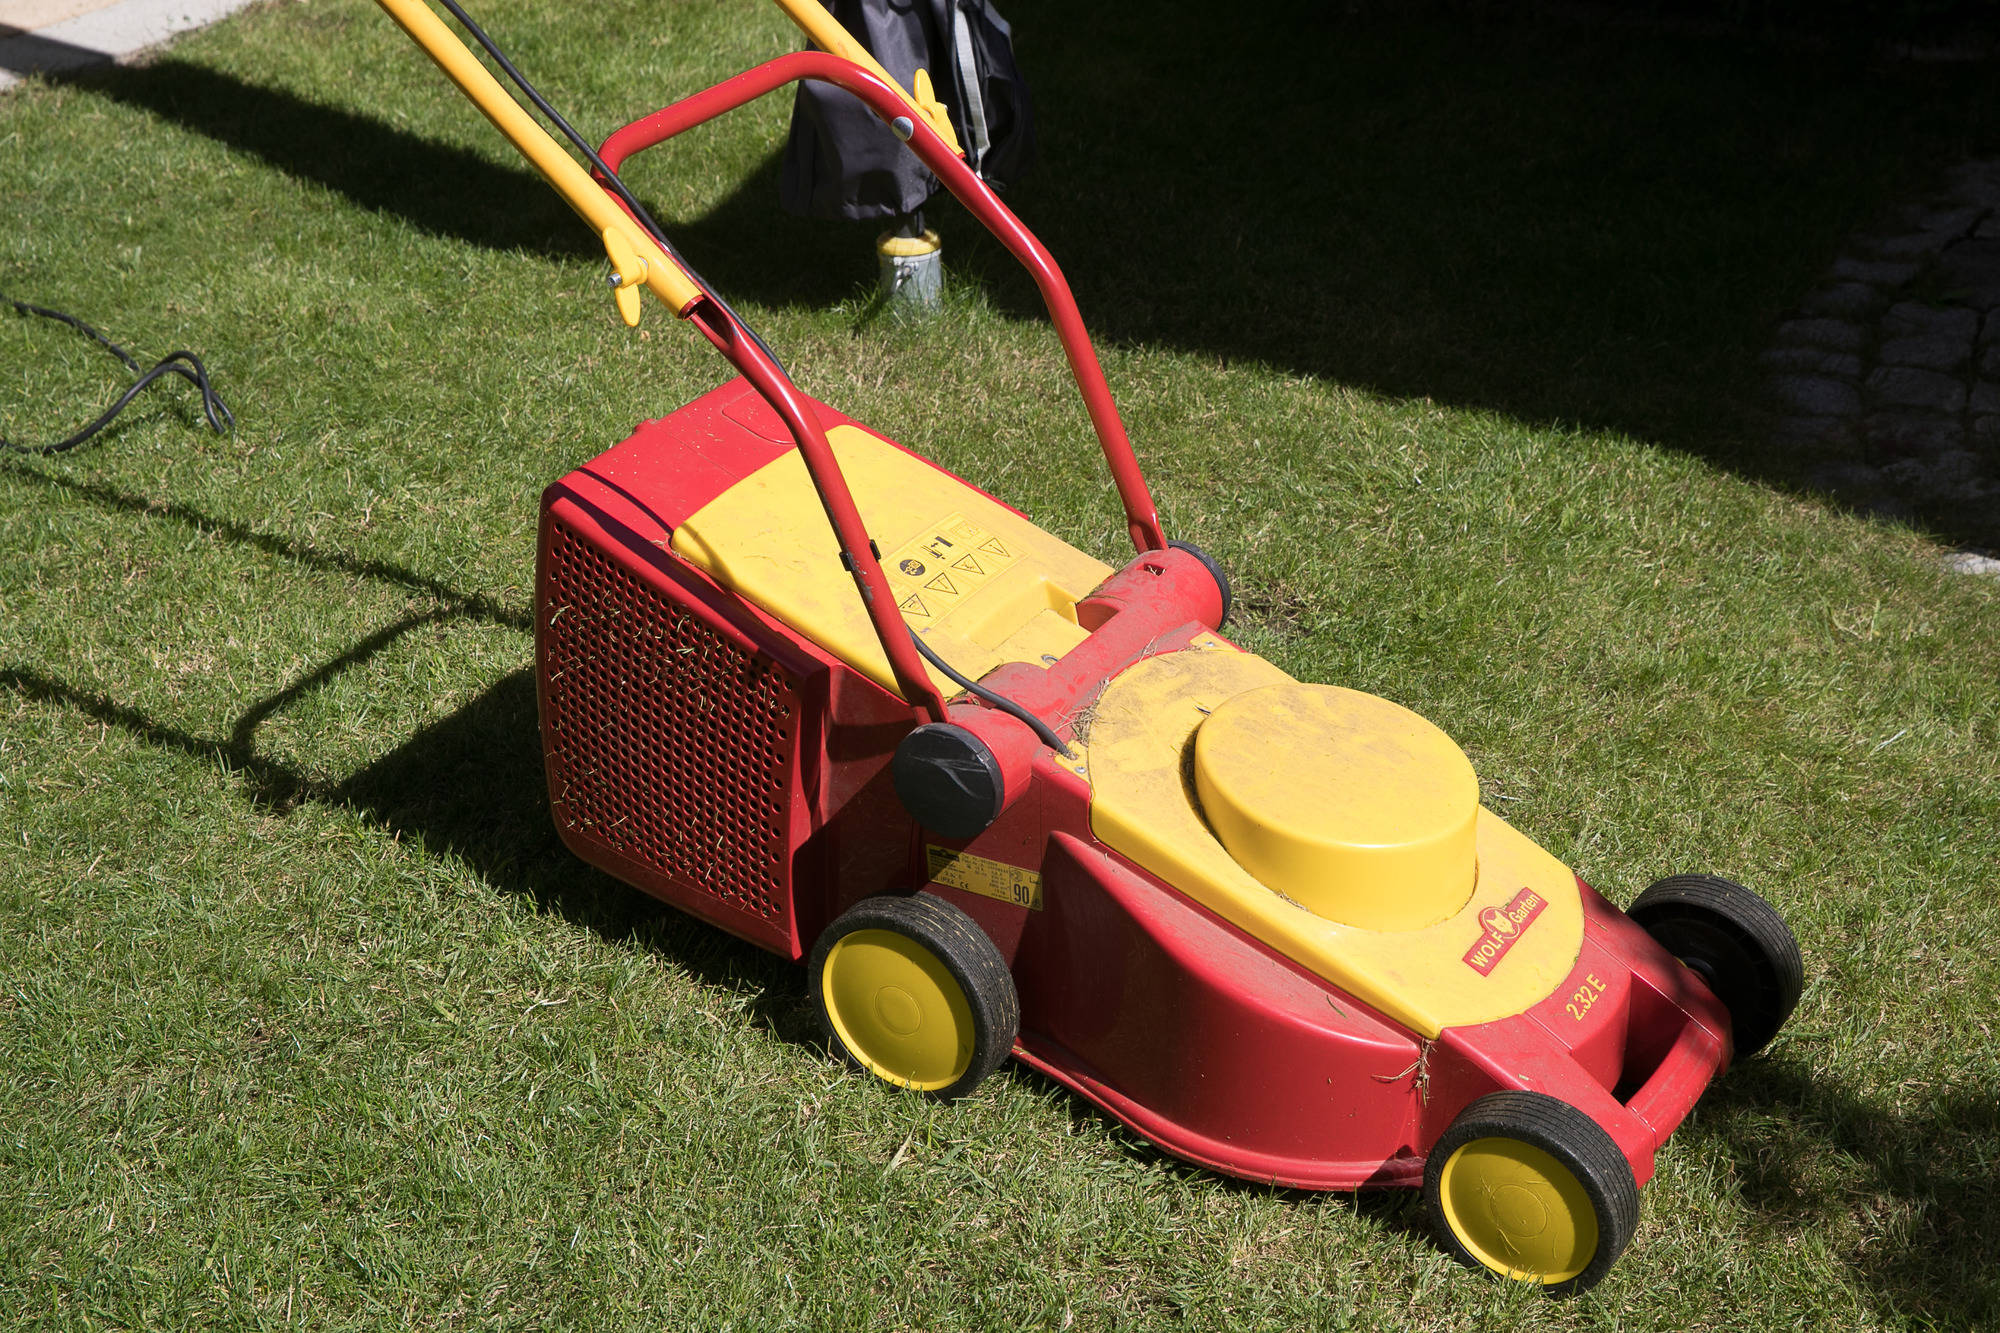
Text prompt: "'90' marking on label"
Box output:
[[926, 845, 1042, 910]]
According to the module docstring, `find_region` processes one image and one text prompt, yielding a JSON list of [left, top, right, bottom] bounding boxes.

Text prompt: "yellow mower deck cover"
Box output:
[[674, 424, 1112, 696], [1066, 642, 1583, 1037], [1195, 681, 1480, 932]]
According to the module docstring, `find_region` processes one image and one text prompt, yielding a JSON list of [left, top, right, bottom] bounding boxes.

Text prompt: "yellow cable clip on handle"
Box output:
[[373, 0, 701, 327]]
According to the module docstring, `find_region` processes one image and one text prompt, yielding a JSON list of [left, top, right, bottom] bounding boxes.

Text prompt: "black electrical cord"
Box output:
[[910, 630, 1075, 759], [2, 295, 233, 455], [431, 0, 788, 378]]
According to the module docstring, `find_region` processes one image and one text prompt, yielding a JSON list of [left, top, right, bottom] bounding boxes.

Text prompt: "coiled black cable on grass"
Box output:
[[2, 295, 233, 455]]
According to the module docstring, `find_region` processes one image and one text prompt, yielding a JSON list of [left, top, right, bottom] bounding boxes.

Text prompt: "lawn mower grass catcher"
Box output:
[[375, 0, 1804, 1295]]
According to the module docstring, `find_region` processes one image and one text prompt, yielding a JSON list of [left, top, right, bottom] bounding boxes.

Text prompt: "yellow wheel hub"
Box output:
[[821, 929, 975, 1091], [1193, 682, 1478, 931], [1436, 1137, 1599, 1285]]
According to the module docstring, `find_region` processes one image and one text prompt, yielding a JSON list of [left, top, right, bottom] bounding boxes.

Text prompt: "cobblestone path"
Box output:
[[1766, 159, 2000, 568]]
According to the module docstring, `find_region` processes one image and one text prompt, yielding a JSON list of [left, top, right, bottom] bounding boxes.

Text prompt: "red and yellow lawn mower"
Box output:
[[376, 0, 1803, 1294]]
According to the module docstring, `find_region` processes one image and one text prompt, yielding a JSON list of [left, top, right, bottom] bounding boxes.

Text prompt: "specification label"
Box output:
[[926, 845, 1044, 911]]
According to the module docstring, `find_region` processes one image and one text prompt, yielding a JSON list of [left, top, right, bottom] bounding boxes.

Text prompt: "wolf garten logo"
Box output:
[[1461, 887, 1549, 975]]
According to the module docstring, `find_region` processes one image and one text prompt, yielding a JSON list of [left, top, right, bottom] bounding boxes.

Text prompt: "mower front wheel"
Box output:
[[809, 893, 1018, 1099], [1425, 1091, 1639, 1296], [1628, 874, 1802, 1060]]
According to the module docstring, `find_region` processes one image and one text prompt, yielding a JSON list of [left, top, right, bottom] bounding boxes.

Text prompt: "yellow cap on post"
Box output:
[[1193, 683, 1479, 931]]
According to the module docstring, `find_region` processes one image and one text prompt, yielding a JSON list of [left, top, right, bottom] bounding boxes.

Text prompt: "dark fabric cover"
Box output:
[[780, 0, 1034, 222]]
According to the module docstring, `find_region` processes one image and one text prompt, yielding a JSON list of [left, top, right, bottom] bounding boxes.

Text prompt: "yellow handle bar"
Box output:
[[373, 0, 703, 321]]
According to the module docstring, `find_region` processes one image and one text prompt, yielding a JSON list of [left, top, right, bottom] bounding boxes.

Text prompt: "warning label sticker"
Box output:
[[926, 845, 1043, 911], [883, 513, 1018, 622]]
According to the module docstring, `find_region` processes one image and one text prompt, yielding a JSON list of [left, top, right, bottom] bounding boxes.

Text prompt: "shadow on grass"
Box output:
[[333, 664, 807, 1038], [56, 52, 859, 308], [0, 463, 799, 1031], [595, 2, 2000, 550], [60, 57, 591, 261], [0, 464, 531, 632], [0, 653, 805, 1031], [52, 10, 2000, 549], [1685, 1056, 1998, 1327]]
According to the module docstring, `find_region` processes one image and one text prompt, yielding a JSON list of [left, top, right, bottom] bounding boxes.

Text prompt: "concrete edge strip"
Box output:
[[0, 0, 259, 91]]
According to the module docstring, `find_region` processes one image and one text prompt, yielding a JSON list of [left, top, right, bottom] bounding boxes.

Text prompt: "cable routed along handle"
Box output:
[[373, 0, 705, 328]]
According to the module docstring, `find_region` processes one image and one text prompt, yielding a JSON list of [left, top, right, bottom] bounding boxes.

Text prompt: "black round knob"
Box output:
[[893, 723, 1006, 840]]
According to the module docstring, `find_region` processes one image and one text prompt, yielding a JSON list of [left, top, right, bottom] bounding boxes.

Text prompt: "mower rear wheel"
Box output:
[[810, 893, 1017, 1099], [1628, 874, 1802, 1059], [1426, 1091, 1639, 1296]]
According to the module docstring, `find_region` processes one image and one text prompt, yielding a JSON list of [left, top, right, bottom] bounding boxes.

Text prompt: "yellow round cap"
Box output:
[[1192, 682, 1478, 931]]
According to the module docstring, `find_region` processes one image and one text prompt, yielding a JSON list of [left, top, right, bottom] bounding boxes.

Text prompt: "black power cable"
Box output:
[[910, 630, 1074, 758], [2, 295, 233, 455]]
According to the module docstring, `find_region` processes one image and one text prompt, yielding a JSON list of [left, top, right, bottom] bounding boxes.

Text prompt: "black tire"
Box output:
[[808, 892, 1018, 1100], [1425, 1091, 1640, 1297], [1168, 539, 1232, 629], [1628, 874, 1802, 1060]]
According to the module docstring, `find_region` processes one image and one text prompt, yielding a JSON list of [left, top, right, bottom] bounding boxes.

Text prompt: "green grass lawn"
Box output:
[[3, 1, 1998, 1328]]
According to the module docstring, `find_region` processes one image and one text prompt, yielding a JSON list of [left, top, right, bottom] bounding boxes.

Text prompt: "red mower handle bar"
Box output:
[[597, 51, 1169, 561], [684, 288, 955, 722]]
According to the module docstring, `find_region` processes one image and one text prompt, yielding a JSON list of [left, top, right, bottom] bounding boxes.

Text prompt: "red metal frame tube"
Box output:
[[683, 296, 952, 722], [598, 51, 1168, 556]]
